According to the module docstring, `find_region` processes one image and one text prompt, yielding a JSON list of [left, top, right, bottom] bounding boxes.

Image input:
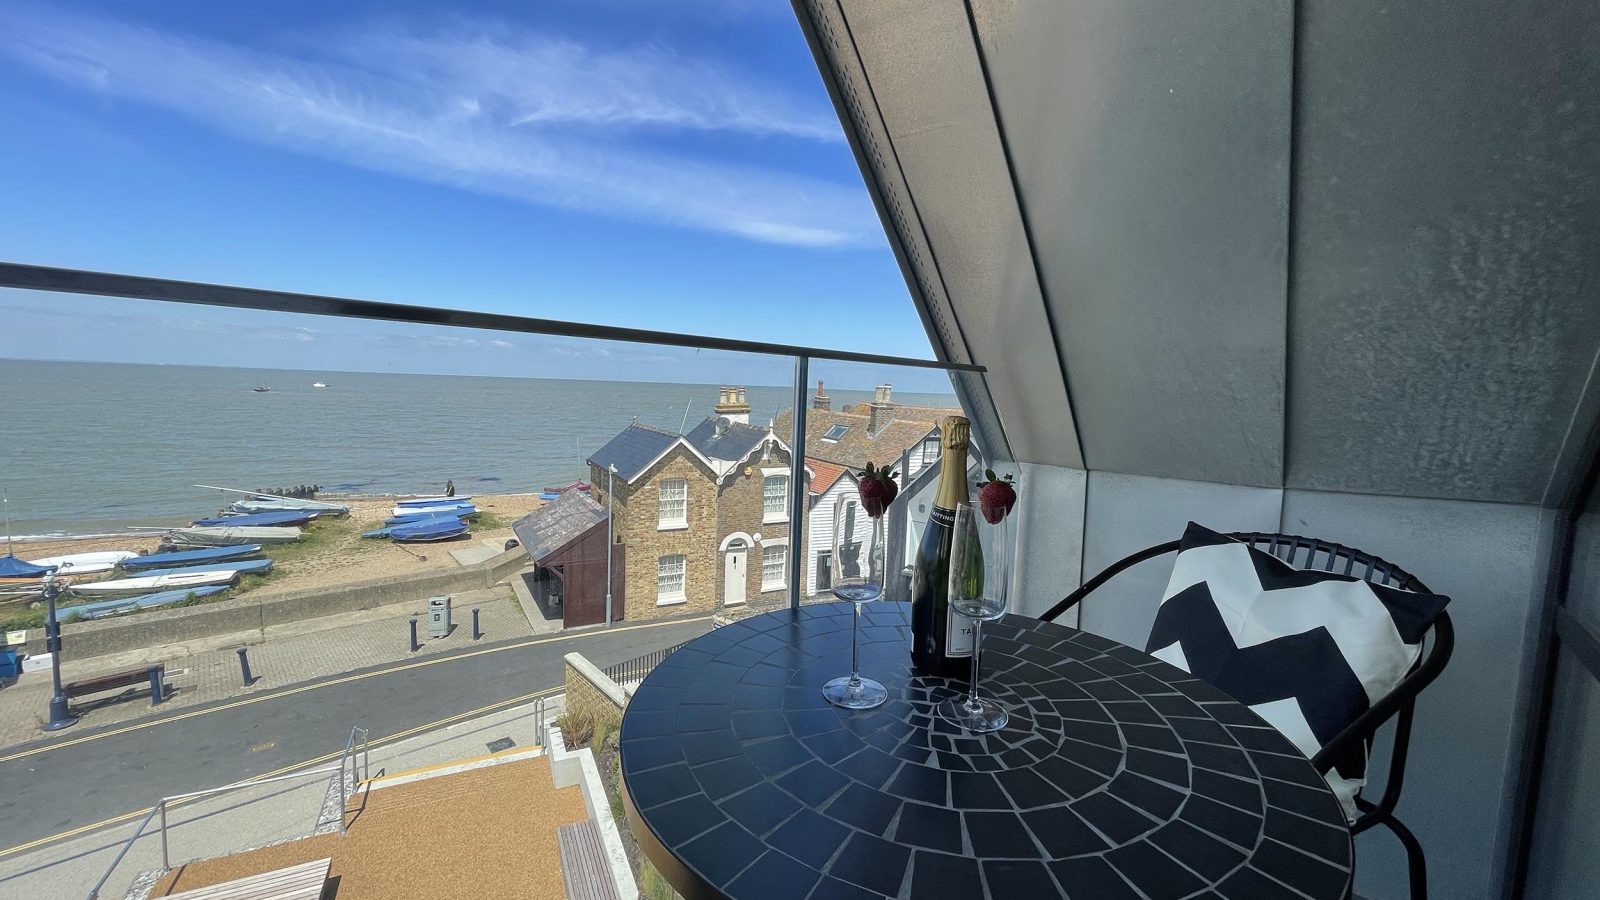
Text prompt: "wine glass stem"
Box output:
[[965, 617, 984, 710], [849, 600, 862, 687]]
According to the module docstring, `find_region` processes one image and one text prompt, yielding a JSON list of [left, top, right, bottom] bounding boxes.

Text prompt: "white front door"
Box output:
[[724, 545, 747, 605]]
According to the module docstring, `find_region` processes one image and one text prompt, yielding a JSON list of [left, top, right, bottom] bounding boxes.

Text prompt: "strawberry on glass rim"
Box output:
[[977, 469, 1017, 524], [858, 462, 899, 518]]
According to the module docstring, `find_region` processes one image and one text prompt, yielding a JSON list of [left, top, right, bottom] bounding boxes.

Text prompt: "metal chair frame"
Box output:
[[1040, 532, 1454, 900]]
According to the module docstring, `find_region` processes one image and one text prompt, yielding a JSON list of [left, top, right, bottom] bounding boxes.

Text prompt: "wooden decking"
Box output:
[[162, 858, 330, 900], [558, 821, 620, 900]]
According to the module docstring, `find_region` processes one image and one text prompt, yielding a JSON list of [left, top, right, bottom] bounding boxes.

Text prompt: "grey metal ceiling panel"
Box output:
[[1288, 1, 1600, 503], [1078, 471, 1283, 650], [813, 0, 1083, 470], [1280, 489, 1543, 900], [969, 0, 1292, 487]]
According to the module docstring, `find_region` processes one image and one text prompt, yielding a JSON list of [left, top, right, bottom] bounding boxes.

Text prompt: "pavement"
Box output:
[[0, 606, 712, 866], [0, 697, 569, 900], [0, 586, 531, 748]]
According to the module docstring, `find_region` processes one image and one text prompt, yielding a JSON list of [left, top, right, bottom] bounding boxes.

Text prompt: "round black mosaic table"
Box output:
[[619, 602, 1353, 900]]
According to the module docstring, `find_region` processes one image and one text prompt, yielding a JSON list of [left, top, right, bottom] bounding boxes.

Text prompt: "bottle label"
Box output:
[[947, 607, 974, 657]]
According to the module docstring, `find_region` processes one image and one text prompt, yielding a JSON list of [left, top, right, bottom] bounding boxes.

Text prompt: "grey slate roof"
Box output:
[[512, 491, 607, 565], [587, 424, 680, 481], [684, 417, 768, 463]]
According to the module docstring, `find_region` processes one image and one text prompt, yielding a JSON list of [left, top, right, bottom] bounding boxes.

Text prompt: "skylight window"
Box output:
[[823, 424, 849, 442]]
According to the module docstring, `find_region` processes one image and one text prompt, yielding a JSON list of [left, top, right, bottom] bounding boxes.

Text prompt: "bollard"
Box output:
[[236, 647, 254, 686], [472, 607, 482, 641], [409, 618, 420, 653], [149, 664, 166, 705]]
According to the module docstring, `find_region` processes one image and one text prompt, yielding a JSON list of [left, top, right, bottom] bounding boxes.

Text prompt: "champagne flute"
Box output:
[[823, 500, 888, 709], [938, 502, 1008, 732]]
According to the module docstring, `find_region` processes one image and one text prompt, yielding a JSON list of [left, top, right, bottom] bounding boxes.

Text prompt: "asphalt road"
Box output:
[[0, 616, 712, 852]]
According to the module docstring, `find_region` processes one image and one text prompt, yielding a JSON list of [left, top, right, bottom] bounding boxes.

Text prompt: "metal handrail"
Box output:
[[86, 724, 367, 900], [0, 262, 986, 373], [533, 695, 548, 749]]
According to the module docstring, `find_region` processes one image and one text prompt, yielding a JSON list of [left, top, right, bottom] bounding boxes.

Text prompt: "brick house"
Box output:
[[587, 387, 803, 620]]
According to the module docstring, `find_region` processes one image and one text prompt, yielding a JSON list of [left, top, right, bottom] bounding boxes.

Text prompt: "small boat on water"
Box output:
[[192, 510, 319, 528], [26, 551, 138, 576], [135, 558, 274, 579], [392, 519, 469, 543], [59, 585, 230, 622], [390, 504, 477, 518], [395, 495, 474, 507], [164, 526, 303, 548], [312, 382, 328, 388], [253, 385, 270, 393], [121, 545, 264, 571], [71, 570, 239, 597]]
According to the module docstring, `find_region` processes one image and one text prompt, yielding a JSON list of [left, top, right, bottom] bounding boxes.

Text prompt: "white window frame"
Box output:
[[656, 554, 687, 605], [822, 423, 849, 443], [762, 469, 789, 524], [658, 478, 687, 530], [761, 544, 787, 592]]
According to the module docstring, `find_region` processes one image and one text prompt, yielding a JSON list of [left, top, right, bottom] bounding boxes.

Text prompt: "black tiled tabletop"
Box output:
[[619, 602, 1353, 900]]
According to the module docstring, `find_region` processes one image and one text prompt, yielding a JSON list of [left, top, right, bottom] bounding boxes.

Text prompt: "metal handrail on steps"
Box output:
[[85, 724, 368, 900]]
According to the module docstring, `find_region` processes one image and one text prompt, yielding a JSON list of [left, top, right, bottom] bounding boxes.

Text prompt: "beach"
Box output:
[[6, 493, 544, 605]]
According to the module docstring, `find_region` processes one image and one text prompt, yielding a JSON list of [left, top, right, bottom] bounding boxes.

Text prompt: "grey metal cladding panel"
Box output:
[[1524, 659, 1600, 900], [1288, 1, 1600, 503], [971, 0, 1291, 487], [1009, 463, 1086, 621], [838, 0, 1083, 470], [1280, 489, 1542, 900], [1078, 472, 1282, 650]]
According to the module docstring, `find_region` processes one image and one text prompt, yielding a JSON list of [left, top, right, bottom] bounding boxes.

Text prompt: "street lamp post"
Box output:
[[41, 573, 77, 732], [605, 463, 617, 628]]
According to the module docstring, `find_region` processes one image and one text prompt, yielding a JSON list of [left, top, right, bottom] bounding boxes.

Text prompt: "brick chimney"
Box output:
[[812, 379, 832, 411], [715, 385, 751, 424], [867, 383, 893, 435]]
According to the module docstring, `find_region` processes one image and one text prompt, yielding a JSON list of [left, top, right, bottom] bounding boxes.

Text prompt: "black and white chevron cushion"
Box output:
[[1147, 523, 1450, 821]]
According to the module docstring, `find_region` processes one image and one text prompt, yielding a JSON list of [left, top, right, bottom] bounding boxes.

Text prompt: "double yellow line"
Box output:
[[0, 614, 708, 858]]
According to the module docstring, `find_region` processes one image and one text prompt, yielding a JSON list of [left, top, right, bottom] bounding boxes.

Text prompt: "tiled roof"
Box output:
[[683, 416, 769, 462], [806, 458, 850, 495], [587, 424, 680, 481], [776, 407, 950, 471], [512, 491, 607, 565]]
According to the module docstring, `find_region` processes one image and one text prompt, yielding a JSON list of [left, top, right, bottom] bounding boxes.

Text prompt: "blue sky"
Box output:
[[0, 0, 941, 387]]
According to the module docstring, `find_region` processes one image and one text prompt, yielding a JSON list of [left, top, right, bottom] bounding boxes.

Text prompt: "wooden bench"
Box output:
[[163, 857, 331, 900], [63, 663, 167, 705], [559, 820, 621, 900]]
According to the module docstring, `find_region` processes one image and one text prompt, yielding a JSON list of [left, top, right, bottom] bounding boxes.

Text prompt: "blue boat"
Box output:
[[0, 555, 54, 578], [58, 585, 230, 623], [396, 495, 473, 507], [538, 492, 561, 501], [192, 510, 318, 528], [392, 519, 469, 543], [383, 511, 470, 527], [134, 558, 275, 579], [121, 545, 265, 571]]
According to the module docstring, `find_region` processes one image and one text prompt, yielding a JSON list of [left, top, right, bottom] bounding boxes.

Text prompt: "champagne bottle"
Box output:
[[910, 415, 977, 679]]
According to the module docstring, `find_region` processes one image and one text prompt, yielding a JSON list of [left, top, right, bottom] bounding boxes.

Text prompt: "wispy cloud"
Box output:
[[0, 4, 880, 247]]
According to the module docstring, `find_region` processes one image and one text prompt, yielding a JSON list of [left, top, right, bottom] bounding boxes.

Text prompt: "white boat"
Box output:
[[165, 526, 303, 547], [312, 382, 328, 388], [71, 570, 239, 596], [230, 498, 349, 516], [391, 504, 475, 518], [396, 495, 473, 507], [26, 551, 137, 576]]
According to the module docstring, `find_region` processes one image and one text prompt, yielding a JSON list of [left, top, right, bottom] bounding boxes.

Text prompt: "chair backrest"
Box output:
[[1043, 530, 1454, 830]]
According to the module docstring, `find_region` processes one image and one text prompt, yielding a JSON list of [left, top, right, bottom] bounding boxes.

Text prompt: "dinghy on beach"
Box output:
[[395, 495, 473, 507], [390, 503, 477, 518], [71, 569, 239, 596], [229, 497, 349, 515], [121, 545, 264, 571], [192, 510, 318, 527], [135, 558, 274, 579], [26, 551, 137, 576], [392, 519, 469, 543], [164, 526, 302, 548], [59, 585, 230, 622]]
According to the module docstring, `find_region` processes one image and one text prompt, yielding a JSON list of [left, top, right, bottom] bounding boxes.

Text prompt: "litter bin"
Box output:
[[427, 595, 452, 639]]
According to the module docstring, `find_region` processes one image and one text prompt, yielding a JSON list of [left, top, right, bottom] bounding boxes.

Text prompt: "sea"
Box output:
[[0, 359, 958, 537]]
